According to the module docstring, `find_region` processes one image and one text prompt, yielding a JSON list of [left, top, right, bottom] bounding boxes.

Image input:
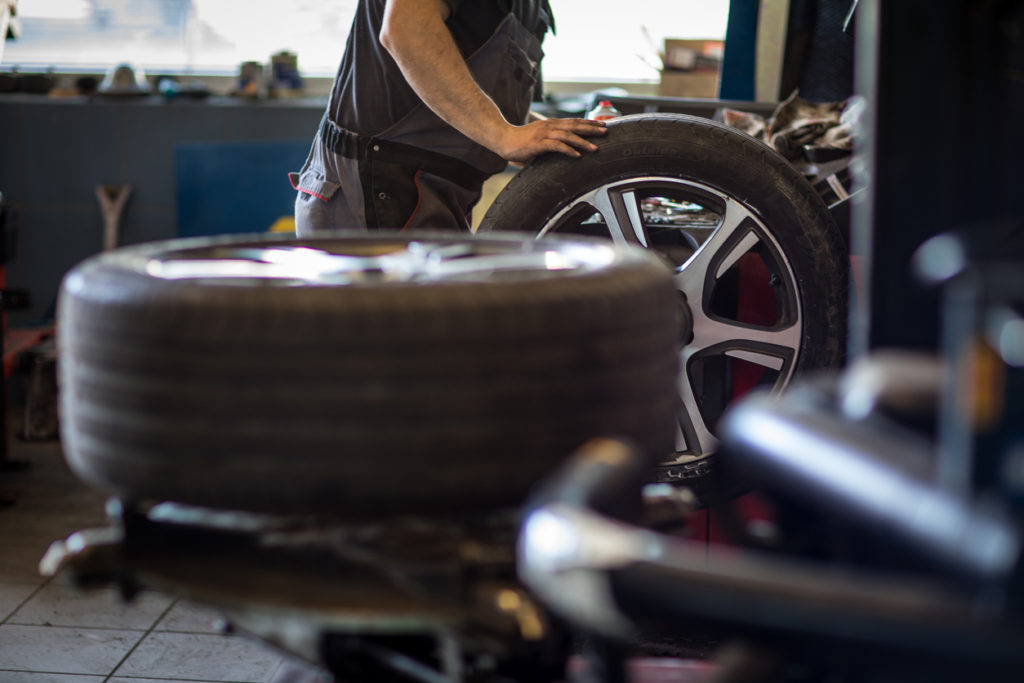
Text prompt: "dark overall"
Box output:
[[291, 12, 544, 234]]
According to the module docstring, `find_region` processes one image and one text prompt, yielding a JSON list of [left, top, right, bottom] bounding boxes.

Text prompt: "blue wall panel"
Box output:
[[175, 141, 309, 237], [0, 95, 322, 325], [720, 0, 759, 100]]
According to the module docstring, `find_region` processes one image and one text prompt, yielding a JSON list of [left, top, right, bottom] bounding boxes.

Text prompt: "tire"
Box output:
[[478, 114, 848, 492], [57, 232, 682, 516]]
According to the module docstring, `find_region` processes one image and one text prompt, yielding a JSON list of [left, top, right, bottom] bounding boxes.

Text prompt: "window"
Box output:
[[3, 0, 729, 83], [542, 1, 729, 82], [4, 0, 359, 75]]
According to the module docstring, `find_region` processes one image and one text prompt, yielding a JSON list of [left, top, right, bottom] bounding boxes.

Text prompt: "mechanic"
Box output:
[[289, 0, 608, 234]]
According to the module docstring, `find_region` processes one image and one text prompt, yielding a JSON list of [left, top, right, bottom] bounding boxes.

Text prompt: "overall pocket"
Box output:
[[289, 168, 341, 203], [291, 167, 344, 233]]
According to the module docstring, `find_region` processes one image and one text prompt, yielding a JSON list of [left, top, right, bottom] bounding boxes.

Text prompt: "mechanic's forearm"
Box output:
[[379, 0, 514, 155]]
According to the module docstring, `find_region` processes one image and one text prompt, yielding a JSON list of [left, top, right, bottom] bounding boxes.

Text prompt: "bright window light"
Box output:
[[18, 0, 91, 20], [543, 1, 729, 82], [3, 0, 729, 83]]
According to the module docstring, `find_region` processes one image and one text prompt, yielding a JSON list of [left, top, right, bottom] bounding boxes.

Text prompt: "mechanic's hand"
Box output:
[[497, 118, 608, 164]]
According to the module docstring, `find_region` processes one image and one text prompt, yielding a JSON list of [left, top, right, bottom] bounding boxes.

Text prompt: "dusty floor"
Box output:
[[0, 422, 327, 683]]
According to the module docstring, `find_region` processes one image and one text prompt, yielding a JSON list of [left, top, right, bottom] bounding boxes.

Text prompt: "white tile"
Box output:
[[0, 673, 104, 683], [109, 680, 233, 683], [0, 624, 142, 675], [155, 599, 228, 634], [0, 582, 39, 621], [115, 631, 283, 682], [9, 583, 173, 630], [271, 659, 335, 683]]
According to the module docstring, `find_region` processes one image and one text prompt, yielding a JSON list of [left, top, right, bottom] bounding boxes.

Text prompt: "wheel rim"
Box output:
[[537, 176, 803, 462], [140, 237, 621, 285]]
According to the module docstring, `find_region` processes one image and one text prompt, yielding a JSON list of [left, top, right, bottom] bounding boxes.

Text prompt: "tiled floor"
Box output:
[[0, 427, 324, 683]]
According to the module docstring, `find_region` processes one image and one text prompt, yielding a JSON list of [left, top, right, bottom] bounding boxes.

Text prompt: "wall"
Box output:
[[0, 94, 322, 326], [0, 88, 743, 327]]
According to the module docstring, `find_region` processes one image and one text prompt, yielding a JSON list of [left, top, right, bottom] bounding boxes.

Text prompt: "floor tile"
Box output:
[[0, 439, 107, 587], [9, 582, 174, 630], [110, 679, 235, 683], [270, 659, 336, 683], [0, 673, 104, 682], [0, 582, 39, 621], [0, 624, 142, 675], [155, 598, 228, 634], [109, 680, 237, 683], [0, 488, 107, 522], [114, 631, 284, 682], [0, 543, 53, 584], [0, 514, 107, 545]]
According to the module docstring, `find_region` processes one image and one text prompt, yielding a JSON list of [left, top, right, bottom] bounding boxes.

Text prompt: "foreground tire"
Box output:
[[479, 114, 847, 491], [58, 232, 681, 516]]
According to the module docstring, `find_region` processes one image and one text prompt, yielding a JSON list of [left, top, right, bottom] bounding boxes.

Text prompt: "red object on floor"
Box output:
[[685, 491, 775, 545], [4, 327, 53, 378], [626, 658, 717, 683], [569, 656, 716, 683]]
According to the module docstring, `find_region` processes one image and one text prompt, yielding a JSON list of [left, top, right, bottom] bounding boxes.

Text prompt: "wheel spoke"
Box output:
[[541, 177, 807, 460], [675, 365, 720, 455], [688, 315, 798, 360], [688, 315, 801, 368], [589, 186, 649, 247], [714, 231, 761, 279], [725, 349, 785, 371], [674, 317, 800, 454], [674, 197, 753, 299]]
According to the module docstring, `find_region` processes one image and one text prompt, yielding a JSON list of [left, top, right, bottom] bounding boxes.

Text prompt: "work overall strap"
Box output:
[[319, 114, 490, 191]]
